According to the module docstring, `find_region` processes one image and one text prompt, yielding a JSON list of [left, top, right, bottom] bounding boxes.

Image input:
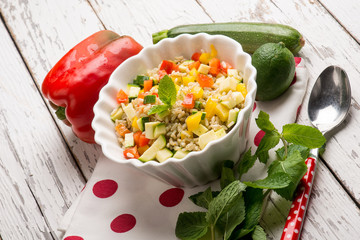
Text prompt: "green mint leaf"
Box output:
[[158, 75, 177, 106], [268, 150, 307, 200], [189, 187, 214, 210], [282, 123, 326, 149], [252, 225, 267, 240], [217, 195, 246, 240], [175, 212, 208, 240], [243, 172, 292, 189], [276, 144, 310, 160], [229, 187, 263, 239], [255, 110, 275, 133], [220, 161, 236, 190], [206, 181, 247, 225], [255, 131, 281, 163], [238, 148, 257, 180], [147, 104, 170, 115]]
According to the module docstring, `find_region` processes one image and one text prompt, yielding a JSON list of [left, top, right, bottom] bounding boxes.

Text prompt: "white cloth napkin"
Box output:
[[59, 58, 307, 240]]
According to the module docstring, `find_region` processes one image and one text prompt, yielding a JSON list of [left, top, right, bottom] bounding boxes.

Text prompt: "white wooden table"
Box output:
[[1, 0, 360, 239]]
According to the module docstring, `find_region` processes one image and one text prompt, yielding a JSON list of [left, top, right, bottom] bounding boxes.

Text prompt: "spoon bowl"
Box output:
[[308, 66, 351, 134], [281, 65, 351, 240]]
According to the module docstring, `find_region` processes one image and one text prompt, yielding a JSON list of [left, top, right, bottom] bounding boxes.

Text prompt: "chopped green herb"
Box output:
[[144, 95, 156, 104], [194, 100, 202, 110], [148, 75, 177, 115]]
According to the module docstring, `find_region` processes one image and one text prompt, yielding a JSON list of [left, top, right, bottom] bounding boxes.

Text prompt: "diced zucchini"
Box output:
[[227, 109, 239, 125], [227, 69, 239, 78], [220, 97, 236, 109], [198, 130, 218, 150], [194, 101, 202, 110], [154, 123, 166, 139], [138, 135, 166, 162], [124, 132, 134, 148], [133, 75, 149, 86], [192, 124, 208, 136], [215, 128, 226, 139], [110, 107, 124, 122], [219, 76, 237, 92], [156, 148, 173, 163], [144, 95, 156, 104], [201, 112, 206, 120], [173, 149, 189, 159], [128, 86, 141, 98], [145, 121, 160, 139], [121, 103, 136, 121], [137, 117, 149, 132], [198, 64, 210, 74], [127, 83, 139, 92], [233, 92, 245, 105]]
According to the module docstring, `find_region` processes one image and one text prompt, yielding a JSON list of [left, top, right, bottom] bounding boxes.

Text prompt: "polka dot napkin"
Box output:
[[59, 58, 307, 240]]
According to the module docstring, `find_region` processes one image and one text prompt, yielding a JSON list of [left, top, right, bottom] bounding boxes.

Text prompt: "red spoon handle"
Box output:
[[280, 156, 317, 240]]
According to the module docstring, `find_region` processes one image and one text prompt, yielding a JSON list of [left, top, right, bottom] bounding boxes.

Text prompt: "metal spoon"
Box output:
[[281, 66, 351, 240]]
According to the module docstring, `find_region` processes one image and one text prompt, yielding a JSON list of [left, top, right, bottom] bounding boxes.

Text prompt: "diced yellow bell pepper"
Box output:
[[236, 83, 247, 98], [215, 104, 230, 122], [186, 112, 202, 132], [183, 75, 196, 86], [199, 52, 211, 64], [132, 116, 139, 131], [175, 84, 180, 92], [204, 98, 217, 119], [172, 76, 182, 85], [189, 68, 198, 77], [210, 44, 217, 58], [191, 86, 204, 99], [181, 130, 193, 140], [139, 89, 144, 94]]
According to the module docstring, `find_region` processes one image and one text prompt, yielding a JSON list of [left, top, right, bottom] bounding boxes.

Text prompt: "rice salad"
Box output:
[[111, 45, 248, 163]]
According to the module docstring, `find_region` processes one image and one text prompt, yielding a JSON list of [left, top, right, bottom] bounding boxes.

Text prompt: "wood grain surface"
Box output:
[[0, 0, 359, 239]]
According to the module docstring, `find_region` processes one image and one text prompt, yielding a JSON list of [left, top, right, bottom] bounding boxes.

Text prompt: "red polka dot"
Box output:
[[254, 130, 265, 146], [252, 102, 257, 112], [92, 179, 118, 198], [159, 188, 184, 207], [294, 57, 301, 67], [64, 236, 84, 240], [110, 214, 136, 233]]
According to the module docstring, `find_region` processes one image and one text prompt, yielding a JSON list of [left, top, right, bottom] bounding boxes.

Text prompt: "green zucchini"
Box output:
[[152, 22, 305, 54]]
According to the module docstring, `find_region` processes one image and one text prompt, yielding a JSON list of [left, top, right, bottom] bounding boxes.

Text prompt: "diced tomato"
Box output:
[[159, 60, 178, 74], [197, 74, 214, 88], [191, 52, 201, 61], [116, 89, 128, 103], [209, 58, 220, 76], [220, 60, 233, 74], [158, 70, 167, 80], [143, 79, 153, 92], [115, 123, 131, 137], [188, 61, 200, 70], [133, 131, 142, 146], [182, 93, 195, 109], [138, 133, 150, 147], [123, 146, 140, 159]]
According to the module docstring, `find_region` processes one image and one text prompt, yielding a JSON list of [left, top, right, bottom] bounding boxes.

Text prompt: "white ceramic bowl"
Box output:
[[92, 33, 257, 187]]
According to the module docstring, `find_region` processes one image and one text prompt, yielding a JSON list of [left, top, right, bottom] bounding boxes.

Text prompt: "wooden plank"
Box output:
[[319, 0, 360, 43], [0, 0, 105, 180], [88, 0, 212, 46], [0, 17, 85, 239]]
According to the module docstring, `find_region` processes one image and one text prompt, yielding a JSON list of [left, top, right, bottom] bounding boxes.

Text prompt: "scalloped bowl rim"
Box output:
[[92, 33, 257, 171]]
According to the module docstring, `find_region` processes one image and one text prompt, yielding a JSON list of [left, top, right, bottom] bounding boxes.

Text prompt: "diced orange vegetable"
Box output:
[[116, 89, 128, 103], [133, 131, 142, 146], [123, 146, 140, 159], [220, 61, 233, 74], [205, 98, 217, 119], [143, 79, 153, 92], [138, 133, 150, 147], [197, 74, 214, 88], [115, 123, 131, 137], [188, 61, 200, 71], [137, 145, 149, 155], [191, 52, 201, 61], [182, 93, 195, 109], [186, 111, 202, 132], [209, 58, 220, 76]]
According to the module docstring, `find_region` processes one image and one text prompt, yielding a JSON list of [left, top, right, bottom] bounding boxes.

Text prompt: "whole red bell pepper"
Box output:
[[42, 30, 143, 143]]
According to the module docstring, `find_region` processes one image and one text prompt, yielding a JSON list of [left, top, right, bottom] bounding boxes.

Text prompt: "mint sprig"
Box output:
[[148, 75, 177, 115], [176, 110, 326, 240]]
